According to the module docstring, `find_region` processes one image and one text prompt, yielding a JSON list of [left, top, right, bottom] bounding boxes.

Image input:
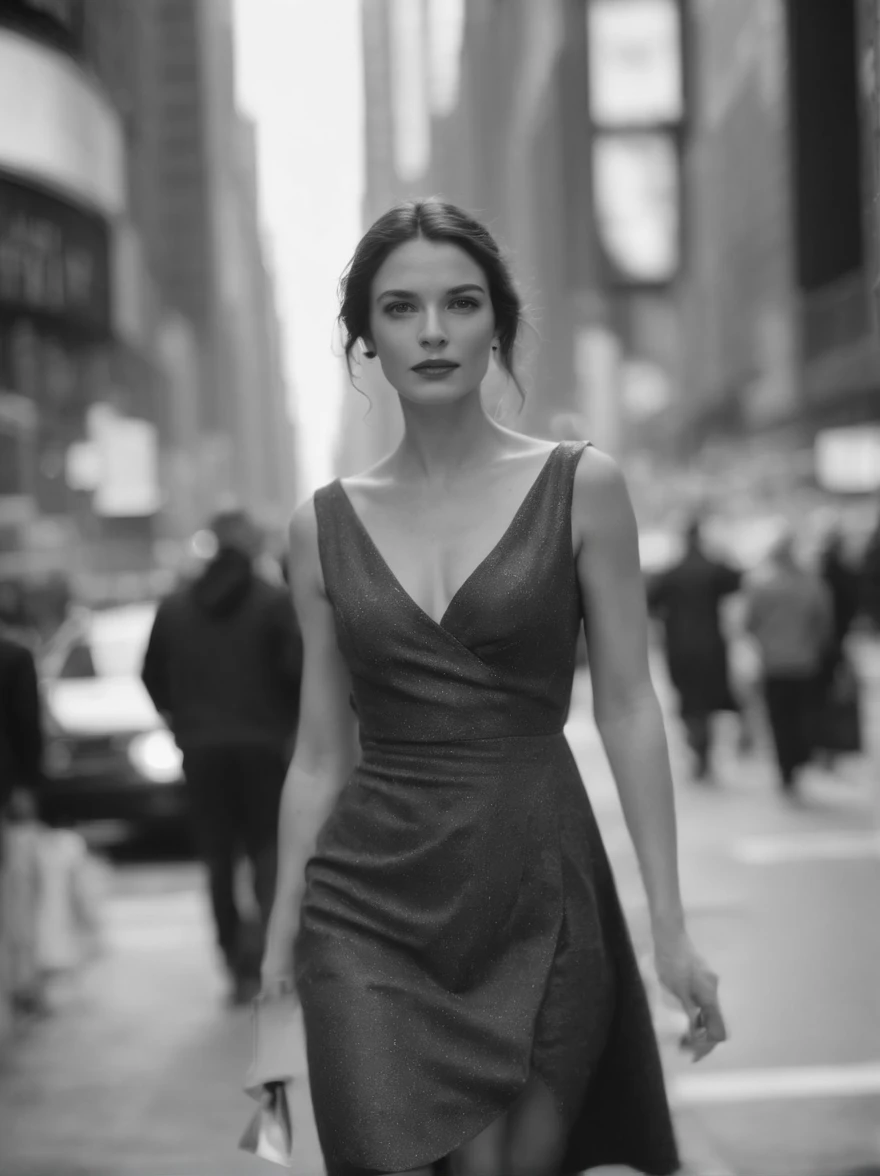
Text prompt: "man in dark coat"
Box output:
[[142, 510, 302, 1004], [0, 620, 44, 816], [860, 507, 880, 631], [0, 616, 45, 1022], [647, 519, 742, 780]]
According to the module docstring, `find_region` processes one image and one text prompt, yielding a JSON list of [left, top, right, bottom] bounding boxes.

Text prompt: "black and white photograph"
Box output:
[[0, 2, 879, 1175]]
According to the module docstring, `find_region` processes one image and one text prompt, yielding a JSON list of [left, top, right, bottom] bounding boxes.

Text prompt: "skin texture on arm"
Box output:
[[573, 448, 725, 1057], [573, 449, 684, 932], [261, 498, 360, 992]]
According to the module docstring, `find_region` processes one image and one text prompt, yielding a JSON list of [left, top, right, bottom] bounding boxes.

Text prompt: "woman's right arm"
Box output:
[[261, 496, 359, 991]]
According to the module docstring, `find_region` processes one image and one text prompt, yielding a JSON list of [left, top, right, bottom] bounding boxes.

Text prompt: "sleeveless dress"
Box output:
[[297, 441, 680, 1176]]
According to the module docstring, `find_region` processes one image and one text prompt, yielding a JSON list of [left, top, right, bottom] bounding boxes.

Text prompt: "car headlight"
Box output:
[[127, 730, 183, 784]]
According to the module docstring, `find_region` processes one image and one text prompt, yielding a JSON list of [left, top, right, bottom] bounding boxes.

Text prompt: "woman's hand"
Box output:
[[654, 925, 727, 1062]]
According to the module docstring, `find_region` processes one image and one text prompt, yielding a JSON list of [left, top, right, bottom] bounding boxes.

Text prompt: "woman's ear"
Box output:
[[361, 338, 376, 360]]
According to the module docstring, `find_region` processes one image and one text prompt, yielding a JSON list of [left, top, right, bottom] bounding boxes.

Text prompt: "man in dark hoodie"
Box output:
[[142, 509, 302, 1004]]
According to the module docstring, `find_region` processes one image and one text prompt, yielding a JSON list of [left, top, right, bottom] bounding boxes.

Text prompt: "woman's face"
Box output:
[[366, 238, 496, 405]]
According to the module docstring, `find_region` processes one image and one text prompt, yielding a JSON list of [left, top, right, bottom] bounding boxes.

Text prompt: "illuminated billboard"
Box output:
[[592, 132, 680, 285], [586, 0, 684, 288], [587, 0, 684, 127]]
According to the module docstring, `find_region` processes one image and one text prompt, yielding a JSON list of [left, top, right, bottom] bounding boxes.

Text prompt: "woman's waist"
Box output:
[[360, 729, 564, 758], [351, 732, 568, 791]]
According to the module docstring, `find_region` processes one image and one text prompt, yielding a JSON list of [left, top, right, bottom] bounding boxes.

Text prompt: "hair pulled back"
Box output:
[[338, 198, 525, 403]]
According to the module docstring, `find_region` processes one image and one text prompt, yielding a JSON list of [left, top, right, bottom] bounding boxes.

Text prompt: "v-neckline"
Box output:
[[333, 443, 562, 632]]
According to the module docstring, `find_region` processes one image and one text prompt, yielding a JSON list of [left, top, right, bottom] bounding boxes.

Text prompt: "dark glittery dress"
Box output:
[[296, 441, 680, 1176]]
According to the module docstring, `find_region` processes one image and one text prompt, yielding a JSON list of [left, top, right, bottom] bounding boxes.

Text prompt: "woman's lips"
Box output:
[[412, 362, 460, 376]]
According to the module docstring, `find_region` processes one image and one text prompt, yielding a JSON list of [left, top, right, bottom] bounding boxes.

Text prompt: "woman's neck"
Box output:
[[394, 392, 508, 485]]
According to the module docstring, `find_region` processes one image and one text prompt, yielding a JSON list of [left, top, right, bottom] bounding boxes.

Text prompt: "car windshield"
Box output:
[[58, 609, 155, 680]]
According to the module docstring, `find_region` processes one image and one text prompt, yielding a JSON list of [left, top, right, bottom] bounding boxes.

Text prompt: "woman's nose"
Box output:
[[418, 308, 447, 348]]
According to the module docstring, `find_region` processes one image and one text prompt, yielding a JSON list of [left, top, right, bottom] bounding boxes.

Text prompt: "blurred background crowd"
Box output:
[[1, 2, 880, 1175]]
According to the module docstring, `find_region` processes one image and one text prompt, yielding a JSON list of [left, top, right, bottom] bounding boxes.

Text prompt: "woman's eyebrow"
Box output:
[[377, 283, 486, 300]]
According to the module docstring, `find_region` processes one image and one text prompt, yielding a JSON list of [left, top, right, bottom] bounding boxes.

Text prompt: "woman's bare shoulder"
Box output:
[[572, 445, 633, 534]]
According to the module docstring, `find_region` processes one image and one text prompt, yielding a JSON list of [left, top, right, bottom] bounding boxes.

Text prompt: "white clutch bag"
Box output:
[[239, 1081, 294, 1167], [239, 992, 300, 1168]]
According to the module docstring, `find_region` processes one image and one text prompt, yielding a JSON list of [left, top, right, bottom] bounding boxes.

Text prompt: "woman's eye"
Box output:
[[450, 298, 478, 310], [385, 302, 414, 315]]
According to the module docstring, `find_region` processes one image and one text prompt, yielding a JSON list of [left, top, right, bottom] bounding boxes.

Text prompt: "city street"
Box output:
[[0, 645, 878, 1176]]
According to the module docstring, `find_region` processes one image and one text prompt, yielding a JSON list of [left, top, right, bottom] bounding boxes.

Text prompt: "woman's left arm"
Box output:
[[573, 448, 726, 1059]]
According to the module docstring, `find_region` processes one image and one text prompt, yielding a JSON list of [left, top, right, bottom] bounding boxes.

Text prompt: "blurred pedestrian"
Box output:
[[0, 581, 39, 654], [819, 527, 860, 651], [141, 509, 302, 1006], [647, 518, 742, 781], [0, 621, 44, 819], [744, 529, 833, 794], [813, 528, 863, 764], [0, 613, 46, 1017], [859, 505, 880, 631]]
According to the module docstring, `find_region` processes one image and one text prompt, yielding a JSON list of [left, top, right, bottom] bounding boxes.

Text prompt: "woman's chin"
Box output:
[[397, 380, 480, 407]]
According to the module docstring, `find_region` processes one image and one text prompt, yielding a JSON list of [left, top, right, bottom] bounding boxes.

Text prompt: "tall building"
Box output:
[[227, 113, 298, 524], [123, 0, 298, 519], [676, 0, 880, 496], [428, 0, 599, 443], [0, 0, 127, 589], [0, 0, 297, 602]]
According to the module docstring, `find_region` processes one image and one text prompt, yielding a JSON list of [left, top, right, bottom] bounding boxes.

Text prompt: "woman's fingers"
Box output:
[[700, 994, 728, 1046], [667, 961, 727, 1061], [684, 980, 727, 1061]]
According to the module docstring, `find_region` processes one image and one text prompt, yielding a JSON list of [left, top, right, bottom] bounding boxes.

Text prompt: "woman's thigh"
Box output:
[[504, 1072, 567, 1176], [446, 1071, 566, 1176]]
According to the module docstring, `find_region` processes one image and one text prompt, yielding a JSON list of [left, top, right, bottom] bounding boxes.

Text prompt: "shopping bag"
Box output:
[[239, 991, 300, 1167], [35, 828, 107, 972], [239, 1082, 294, 1167]]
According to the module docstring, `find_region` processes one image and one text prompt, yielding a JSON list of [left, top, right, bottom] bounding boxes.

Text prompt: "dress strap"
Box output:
[[551, 440, 591, 515], [313, 482, 349, 610], [535, 441, 591, 608]]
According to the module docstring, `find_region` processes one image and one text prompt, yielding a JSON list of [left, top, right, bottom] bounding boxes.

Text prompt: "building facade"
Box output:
[[123, 0, 297, 524], [0, 0, 127, 593], [0, 0, 297, 603], [676, 0, 880, 495]]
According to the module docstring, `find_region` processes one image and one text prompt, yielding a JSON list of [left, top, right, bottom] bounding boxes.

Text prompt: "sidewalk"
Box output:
[[0, 651, 877, 1176]]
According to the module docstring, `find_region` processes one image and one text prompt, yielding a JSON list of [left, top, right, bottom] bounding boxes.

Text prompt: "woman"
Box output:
[[260, 200, 726, 1176]]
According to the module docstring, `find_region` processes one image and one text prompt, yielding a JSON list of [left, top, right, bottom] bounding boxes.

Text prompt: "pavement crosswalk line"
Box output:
[[671, 1061, 880, 1105], [732, 831, 880, 864]]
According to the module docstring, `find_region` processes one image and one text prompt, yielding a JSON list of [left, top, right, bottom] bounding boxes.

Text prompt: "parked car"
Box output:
[[37, 603, 189, 833]]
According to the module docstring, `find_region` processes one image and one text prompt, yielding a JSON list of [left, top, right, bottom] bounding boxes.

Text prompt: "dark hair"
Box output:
[[208, 508, 261, 556], [685, 516, 703, 546], [337, 198, 525, 404]]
